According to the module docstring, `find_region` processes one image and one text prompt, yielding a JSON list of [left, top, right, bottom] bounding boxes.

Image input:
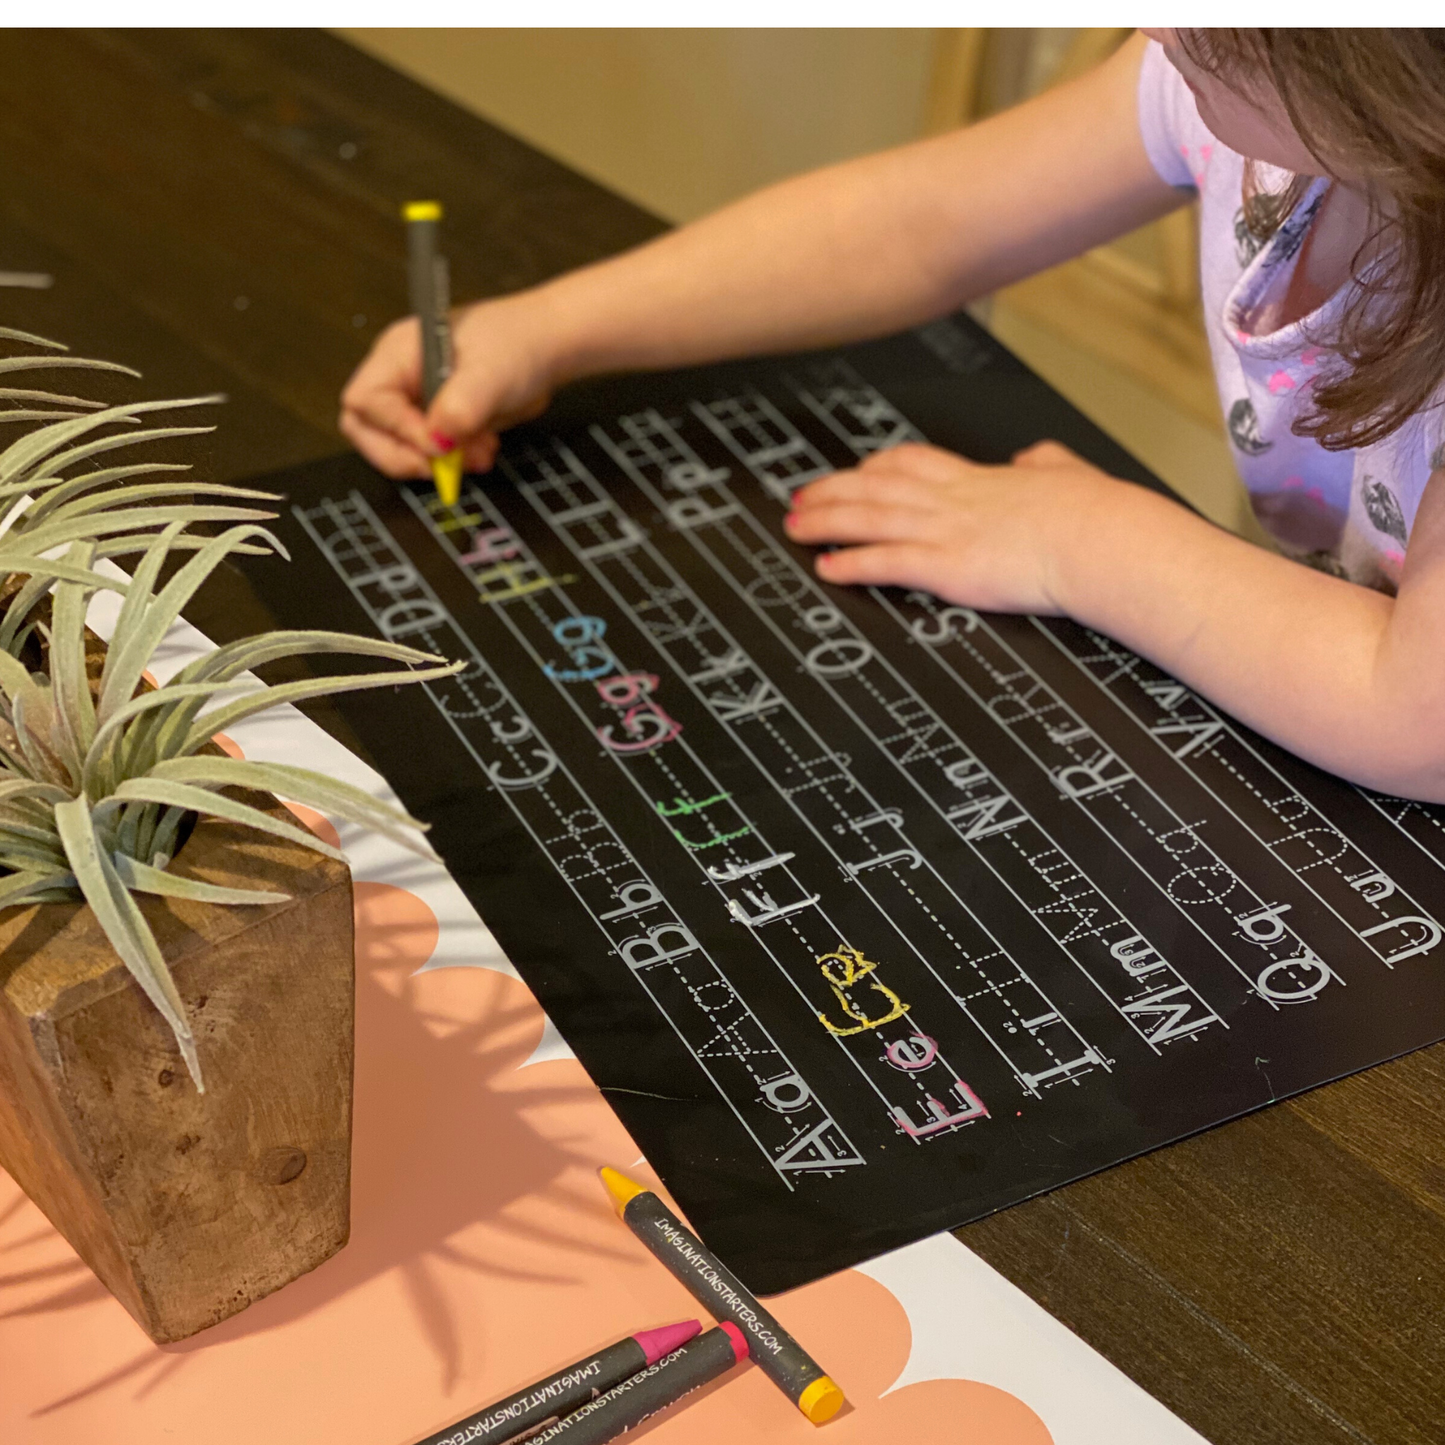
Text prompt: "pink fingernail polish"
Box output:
[[429, 429, 457, 453]]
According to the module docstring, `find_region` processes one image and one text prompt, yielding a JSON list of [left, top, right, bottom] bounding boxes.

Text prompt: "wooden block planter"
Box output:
[[0, 800, 354, 1343]]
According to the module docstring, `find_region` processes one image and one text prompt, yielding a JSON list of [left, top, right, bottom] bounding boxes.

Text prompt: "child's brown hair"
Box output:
[[1181, 28, 1445, 453]]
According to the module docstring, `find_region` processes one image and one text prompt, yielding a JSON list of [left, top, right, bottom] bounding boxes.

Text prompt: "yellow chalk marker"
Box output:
[[431, 447, 463, 508], [403, 199, 462, 507], [598, 1166, 847, 1425]]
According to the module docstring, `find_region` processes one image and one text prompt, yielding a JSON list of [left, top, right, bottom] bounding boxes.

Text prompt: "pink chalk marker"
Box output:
[[414, 1320, 702, 1445]]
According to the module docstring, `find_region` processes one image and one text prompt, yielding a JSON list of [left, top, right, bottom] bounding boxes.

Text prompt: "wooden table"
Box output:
[[2, 29, 1439, 1445]]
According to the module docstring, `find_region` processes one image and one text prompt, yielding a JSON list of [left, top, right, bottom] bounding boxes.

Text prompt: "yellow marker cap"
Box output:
[[598, 1165, 650, 1218], [798, 1376, 846, 1425], [404, 200, 443, 222], [430, 448, 463, 508]]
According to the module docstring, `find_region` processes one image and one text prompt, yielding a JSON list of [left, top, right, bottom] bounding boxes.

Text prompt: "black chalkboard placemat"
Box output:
[[231, 314, 1445, 1294]]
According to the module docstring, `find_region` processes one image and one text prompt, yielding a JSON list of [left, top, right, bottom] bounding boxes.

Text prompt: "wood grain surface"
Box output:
[[0, 801, 355, 1343], [0, 27, 1438, 1443]]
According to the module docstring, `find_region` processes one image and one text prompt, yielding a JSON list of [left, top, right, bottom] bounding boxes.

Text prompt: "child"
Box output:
[[340, 30, 1445, 804]]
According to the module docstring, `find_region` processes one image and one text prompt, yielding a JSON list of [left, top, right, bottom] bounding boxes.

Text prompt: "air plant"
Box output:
[[0, 337, 462, 1091], [0, 325, 276, 654]]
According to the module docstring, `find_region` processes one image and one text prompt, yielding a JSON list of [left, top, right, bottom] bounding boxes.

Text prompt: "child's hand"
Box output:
[[783, 440, 1124, 615], [339, 295, 561, 480]]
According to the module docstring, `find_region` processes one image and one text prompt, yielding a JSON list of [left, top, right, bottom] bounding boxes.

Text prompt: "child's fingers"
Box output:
[[858, 442, 978, 483], [338, 409, 432, 480], [428, 384, 553, 456], [344, 385, 439, 459], [426, 373, 484, 449], [789, 467, 855, 505], [1011, 439, 1082, 469], [815, 542, 941, 591], [340, 318, 418, 402], [340, 319, 438, 454], [792, 468, 942, 514], [785, 497, 933, 546], [461, 432, 500, 473], [426, 363, 520, 450]]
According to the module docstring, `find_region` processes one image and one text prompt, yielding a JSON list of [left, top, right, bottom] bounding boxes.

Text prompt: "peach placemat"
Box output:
[[0, 599, 1207, 1445]]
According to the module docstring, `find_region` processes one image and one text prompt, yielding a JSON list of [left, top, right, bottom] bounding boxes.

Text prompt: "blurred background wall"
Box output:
[[339, 29, 939, 222], [338, 28, 1257, 538]]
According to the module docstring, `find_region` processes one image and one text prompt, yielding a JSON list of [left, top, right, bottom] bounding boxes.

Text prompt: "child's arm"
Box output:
[[785, 444, 1445, 803], [341, 34, 1178, 478]]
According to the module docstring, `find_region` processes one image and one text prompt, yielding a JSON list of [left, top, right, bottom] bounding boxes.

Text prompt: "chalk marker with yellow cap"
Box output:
[[403, 199, 463, 507], [598, 1166, 846, 1425]]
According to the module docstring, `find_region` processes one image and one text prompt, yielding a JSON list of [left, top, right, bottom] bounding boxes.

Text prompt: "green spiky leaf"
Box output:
[[0, 333, 456, 1091], [110, 851, 290, 908], [99, 778, 348, 863], [53, 795, 203, 1089]]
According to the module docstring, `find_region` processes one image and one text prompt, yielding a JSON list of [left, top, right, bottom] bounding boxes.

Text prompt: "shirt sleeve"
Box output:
[[1137, 39, 1200, 190]]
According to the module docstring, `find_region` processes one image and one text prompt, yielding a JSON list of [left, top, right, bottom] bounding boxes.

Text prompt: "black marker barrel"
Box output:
[[527, 1324, 748, 1444], [401, 199, 463, 506], [599, 1168, 845, 1424], [402, 200, 450, 403], [414, 1321, 700, 1445]]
